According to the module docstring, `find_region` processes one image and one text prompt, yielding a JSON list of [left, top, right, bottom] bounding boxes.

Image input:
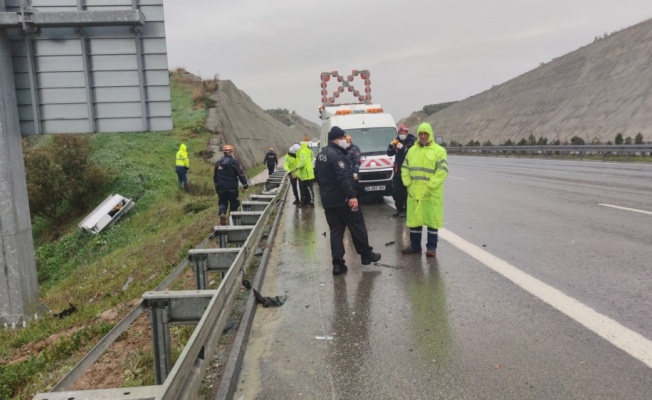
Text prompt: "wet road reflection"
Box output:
[[406, 260, 453, 367], [327, 270, 381, 398]]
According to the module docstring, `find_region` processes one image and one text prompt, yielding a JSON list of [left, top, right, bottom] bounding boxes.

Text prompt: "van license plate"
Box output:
[[364, 185, 385, 192]]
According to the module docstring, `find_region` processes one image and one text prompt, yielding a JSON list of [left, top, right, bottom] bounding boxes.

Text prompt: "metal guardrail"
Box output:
[[446, 144, 652, 161], [33, 171, 288, 400]]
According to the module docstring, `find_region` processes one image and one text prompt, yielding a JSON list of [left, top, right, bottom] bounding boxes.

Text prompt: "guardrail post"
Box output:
[[242, 201, 269, 212], [213, 226, 255, 248], [191, 254, 208, 290], [147, 299, 172, 384], [229, 211, 264, 226]]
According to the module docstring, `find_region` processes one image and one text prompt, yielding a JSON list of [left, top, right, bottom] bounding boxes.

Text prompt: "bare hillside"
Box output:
[[422, 17, 652, 144], [206, 80, 319, 169]]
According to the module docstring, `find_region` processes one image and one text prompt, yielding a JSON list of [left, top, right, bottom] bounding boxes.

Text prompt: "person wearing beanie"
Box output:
[[314, 126, 381, 275]]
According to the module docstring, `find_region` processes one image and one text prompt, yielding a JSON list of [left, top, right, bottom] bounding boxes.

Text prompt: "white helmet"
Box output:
[[289, 144, 301, 153]]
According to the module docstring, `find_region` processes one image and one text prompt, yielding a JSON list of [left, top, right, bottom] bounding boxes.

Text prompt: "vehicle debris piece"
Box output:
[[78, 194, 135, 234], [253, 289, 287, 307], [372, 262, 404, 270], [53, 303, 77, 318], [122, 276, 134, 291]]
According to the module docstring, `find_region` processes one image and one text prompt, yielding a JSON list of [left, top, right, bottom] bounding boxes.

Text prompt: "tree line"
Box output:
[[448, 132, 646, 147]]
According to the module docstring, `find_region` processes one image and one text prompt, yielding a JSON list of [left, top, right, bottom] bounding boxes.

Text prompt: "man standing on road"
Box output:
[[295, 141, 315, 207], [387, 125, 416, 217], [175, 143, 190, 192], [214, 144, 248, 225], [401, 122, 448, 257], [284, 144, 301, 205], [263, 147, 278, 176], [315, 126, 381, 275], [345, 135, 361, 182]]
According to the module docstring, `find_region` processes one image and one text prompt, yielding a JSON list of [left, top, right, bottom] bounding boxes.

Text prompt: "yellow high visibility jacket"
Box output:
[[284, 153, 298, 178], [176, 144, 189, 168], [401, 122, 448, 228], [295, 142, 315, 181]]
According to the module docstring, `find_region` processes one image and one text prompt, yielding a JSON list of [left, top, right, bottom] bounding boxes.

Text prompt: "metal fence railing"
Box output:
[[33, 171, 288, 400], [446, 144, 652, 161]]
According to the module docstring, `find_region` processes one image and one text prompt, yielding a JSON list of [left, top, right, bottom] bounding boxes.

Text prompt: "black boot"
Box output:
[[332, 262, 348, 275], [361, 252, 381, 265]]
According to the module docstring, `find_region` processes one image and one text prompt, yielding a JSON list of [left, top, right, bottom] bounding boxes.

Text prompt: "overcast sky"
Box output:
[[163, 1, 652, 125]]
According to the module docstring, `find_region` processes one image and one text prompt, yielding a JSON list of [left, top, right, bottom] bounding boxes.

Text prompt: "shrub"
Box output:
[[23, 135, 113, 220], [615, 133, 623, 145]]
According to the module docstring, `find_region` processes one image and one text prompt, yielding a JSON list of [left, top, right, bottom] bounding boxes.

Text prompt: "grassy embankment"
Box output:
[[0, 71, 262, 399]]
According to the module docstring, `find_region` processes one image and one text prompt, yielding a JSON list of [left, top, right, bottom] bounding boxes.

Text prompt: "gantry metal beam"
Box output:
[[0, 9, 145, 28]]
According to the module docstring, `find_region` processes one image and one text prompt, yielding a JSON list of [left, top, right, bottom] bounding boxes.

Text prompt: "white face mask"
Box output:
[[398, 134, 407, 140], [337, 139, 348, 149]]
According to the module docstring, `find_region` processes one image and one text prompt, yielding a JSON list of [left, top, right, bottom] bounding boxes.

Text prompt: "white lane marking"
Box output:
[[448, 176, 466, 180], [599, 203, 652, 216], [440, 228, 652, 369]]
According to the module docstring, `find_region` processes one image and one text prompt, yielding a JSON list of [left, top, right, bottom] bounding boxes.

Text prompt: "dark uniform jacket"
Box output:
[[346, 144, 362, 174], [387, 133, 416, 174], [314, 143, 357, 209], [214, 155, 248, 192], [263, 150, 278, 167]]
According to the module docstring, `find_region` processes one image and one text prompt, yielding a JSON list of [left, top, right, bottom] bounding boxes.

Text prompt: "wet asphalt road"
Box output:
[[236, 156, 652, 399]]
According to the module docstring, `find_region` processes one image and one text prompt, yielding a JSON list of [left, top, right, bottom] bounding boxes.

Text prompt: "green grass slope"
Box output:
[[0, 72, 234, 399]]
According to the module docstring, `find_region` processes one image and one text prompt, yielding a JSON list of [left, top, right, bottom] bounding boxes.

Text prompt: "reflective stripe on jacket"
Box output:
[[284, 153, 298, 178], [295, 142, 315, 181], [176, 144, 189, 167], [401, 122, 448, 228], [314, 143, 357, 209], [214, 155, 248, 192], [346, 144, 361, 174]]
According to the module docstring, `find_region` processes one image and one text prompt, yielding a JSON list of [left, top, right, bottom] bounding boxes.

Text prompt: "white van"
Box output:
[[319, 103, 397, 197]]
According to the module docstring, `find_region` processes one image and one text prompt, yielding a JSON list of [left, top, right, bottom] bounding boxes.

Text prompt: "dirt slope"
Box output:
[[421, 17, 652, 144], [206, 80, 319, 170]]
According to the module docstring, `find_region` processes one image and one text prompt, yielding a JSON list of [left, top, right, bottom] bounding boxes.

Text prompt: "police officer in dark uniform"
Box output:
[[314, 126, 381, 275], [263, 147, 278, 176], [387, 125, 416, 217], [214, 144, 248, 225]]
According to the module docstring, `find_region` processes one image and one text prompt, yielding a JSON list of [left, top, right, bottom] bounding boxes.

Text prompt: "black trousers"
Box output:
[[300, 179, 314, 205], [267, 164, 275, 175], [324, 206, 373, 265], [289, 177, 300, 201], [392, 173, 407, 212], [217, 190, 240, 215]]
